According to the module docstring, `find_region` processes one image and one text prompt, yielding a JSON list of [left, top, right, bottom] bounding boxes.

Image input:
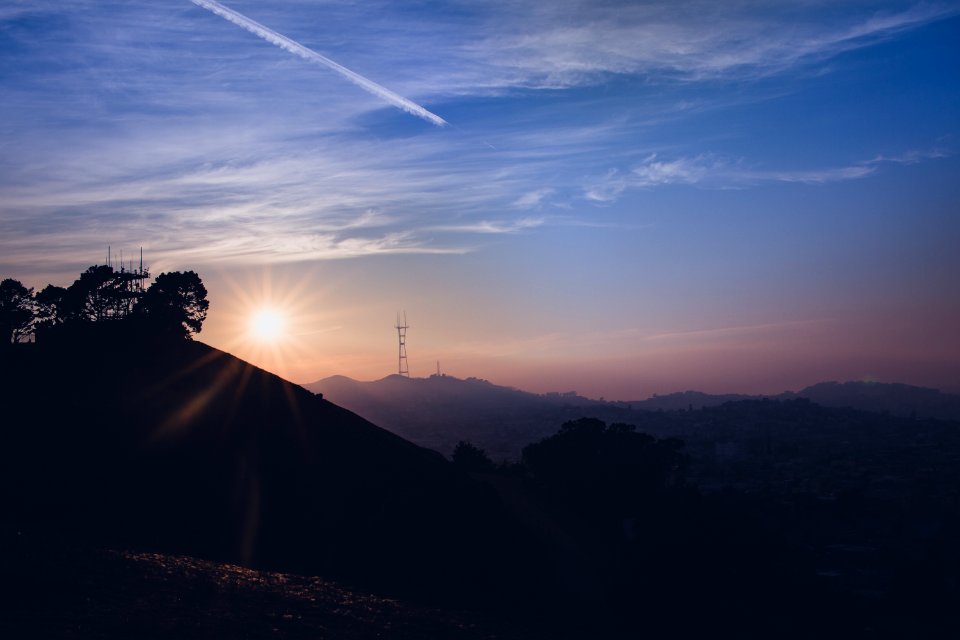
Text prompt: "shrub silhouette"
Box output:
[[451, 440, 496, 472], [33, 284, 70, 329], [522, 418, 686, 518], [0, 278, 34, 344]]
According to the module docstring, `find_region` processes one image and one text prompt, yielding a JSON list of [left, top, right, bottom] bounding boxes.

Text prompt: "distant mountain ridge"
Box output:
[[633, 380, 960, 418], [785, 380, 960, 420], [304, 375, 960, 458], [306, 374, 630, 459]]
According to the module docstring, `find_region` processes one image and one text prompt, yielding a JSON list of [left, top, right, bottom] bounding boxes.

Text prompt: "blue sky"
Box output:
[[1, 1, 958, 396]]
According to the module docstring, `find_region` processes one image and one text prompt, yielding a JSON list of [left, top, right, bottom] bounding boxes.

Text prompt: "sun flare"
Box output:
[[249, 309, 285, 341], [210, 266, 339, 381]]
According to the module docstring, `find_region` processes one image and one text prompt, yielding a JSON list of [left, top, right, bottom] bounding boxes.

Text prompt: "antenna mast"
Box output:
[[395, 311, 410, 377]]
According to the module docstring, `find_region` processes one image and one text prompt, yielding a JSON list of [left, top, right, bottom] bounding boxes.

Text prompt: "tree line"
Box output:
[[1, 265, 208, 345]]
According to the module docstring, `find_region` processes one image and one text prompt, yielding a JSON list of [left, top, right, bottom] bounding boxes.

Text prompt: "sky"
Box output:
[[1, 0, 958, 398]]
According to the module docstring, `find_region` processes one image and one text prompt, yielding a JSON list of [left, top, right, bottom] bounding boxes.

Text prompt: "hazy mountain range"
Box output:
[[304, 375, 960, 459]]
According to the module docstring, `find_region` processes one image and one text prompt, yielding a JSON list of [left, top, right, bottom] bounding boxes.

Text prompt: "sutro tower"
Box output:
[[395, 311, 410, 377]]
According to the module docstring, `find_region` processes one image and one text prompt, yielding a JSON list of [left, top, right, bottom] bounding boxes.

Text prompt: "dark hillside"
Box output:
[[0, 335, 551, 614]]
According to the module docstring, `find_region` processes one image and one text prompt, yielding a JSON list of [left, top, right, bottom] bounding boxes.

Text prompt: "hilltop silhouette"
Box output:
[[0, 334, 554, 614]]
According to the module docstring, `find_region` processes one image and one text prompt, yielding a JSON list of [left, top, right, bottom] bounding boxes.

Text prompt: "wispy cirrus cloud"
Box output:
[[427, 217, 545, 235], [644, 319, 834, 343], [0, 117, 569, 273], [584, 148, 951, 201], [866, 148, 951, 165], [3, 2, 955, 107], [511, 188, 555, 209], [453, 1, 960, 89]]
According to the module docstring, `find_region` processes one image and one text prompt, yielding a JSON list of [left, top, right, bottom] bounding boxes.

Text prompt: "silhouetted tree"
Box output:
[[452, 441, 496, 472], [135, 271, 209, 339], [0, 278, 34, 344], [34, 284, 70, 330], [69, 265, 128, 322], [522, 418, 686, 518]]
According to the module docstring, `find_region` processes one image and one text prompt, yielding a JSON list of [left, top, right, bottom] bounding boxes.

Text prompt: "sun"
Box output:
[[249, 309, 285, 342], [210, 265, 338, 381]]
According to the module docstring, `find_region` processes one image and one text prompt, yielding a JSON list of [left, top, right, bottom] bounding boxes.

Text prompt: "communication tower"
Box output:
[[102, 246, 150, 318], [395, 311, 410, 377]]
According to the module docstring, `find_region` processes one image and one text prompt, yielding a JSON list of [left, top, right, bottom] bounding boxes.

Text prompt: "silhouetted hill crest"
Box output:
[[0, 337, 551, 609]]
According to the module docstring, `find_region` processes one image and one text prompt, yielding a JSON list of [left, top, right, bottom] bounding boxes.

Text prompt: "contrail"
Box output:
[[189, 0, 448, 127]]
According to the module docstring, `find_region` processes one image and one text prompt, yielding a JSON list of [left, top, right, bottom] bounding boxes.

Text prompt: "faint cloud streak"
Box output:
[[584, 147, 949, 200]]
